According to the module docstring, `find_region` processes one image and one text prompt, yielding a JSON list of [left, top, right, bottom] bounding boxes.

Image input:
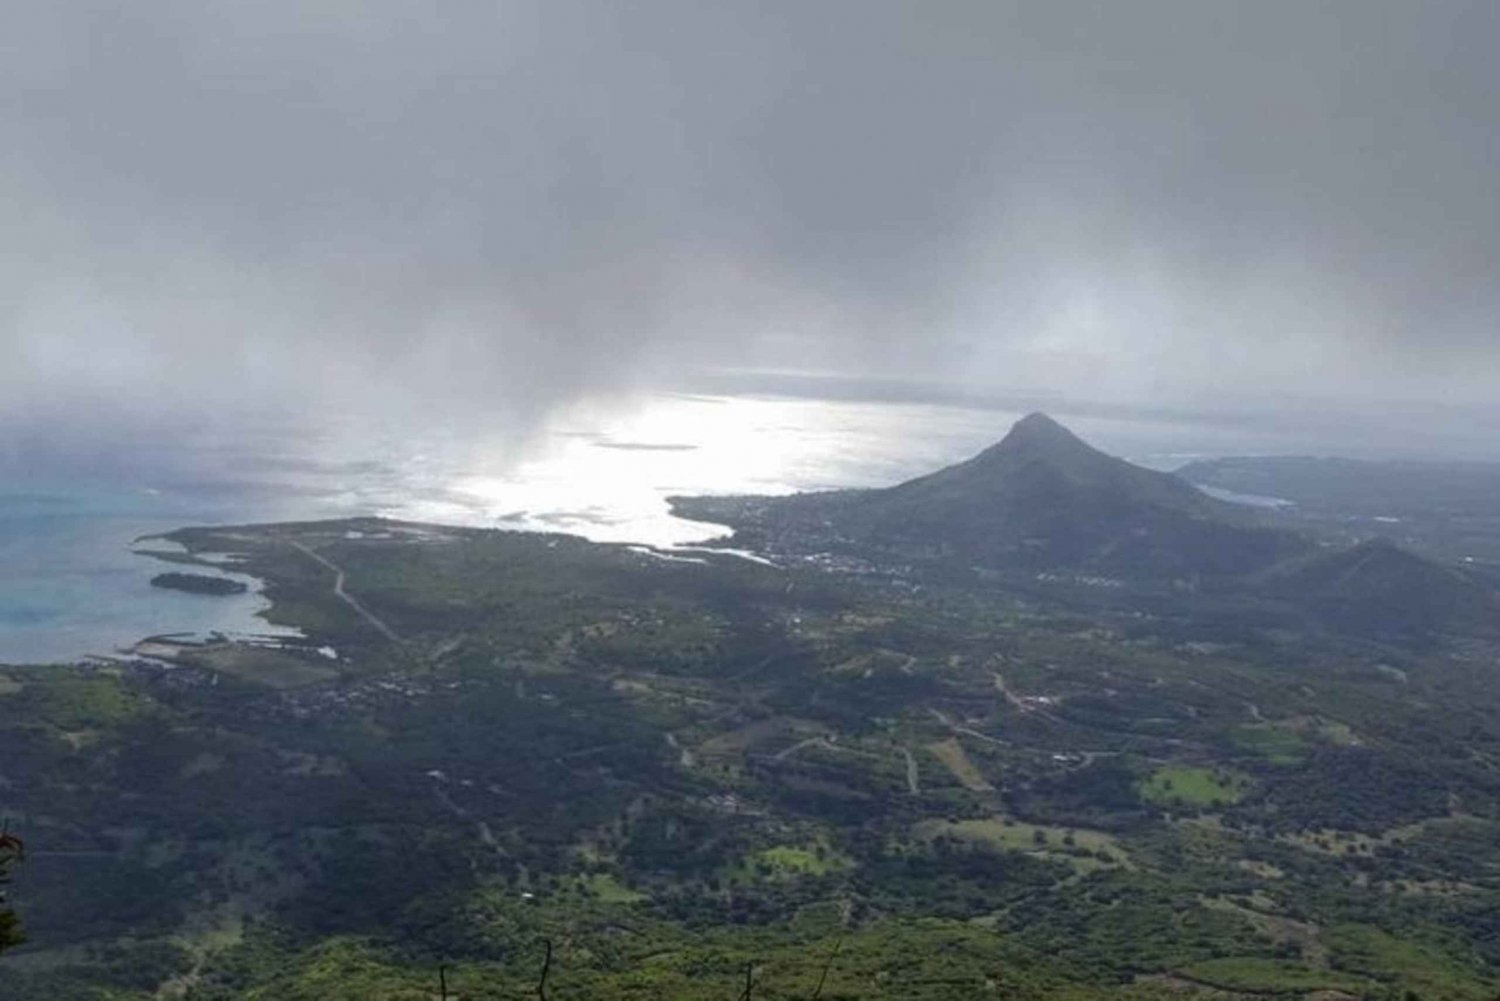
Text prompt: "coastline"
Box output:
[[107, 510, 750, 673]]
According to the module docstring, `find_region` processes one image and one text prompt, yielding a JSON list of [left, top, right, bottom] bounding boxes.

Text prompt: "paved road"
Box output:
[[289, 541, 403, 644]]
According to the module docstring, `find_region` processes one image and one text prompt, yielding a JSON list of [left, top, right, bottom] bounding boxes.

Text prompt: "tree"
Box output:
[[0, 827, 24, 954]]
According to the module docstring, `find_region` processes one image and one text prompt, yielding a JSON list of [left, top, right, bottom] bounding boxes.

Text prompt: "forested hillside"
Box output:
[[3, 515, 1499, 998]]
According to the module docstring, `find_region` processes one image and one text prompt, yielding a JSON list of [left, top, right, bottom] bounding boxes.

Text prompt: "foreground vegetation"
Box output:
[[3, 517, 1500, 998]]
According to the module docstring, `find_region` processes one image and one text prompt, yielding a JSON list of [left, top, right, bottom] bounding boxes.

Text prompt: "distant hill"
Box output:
[[1177, 455, 1500, 569], [674, 413, 1309, 579], [1179, 455, 1500, 518], [1257, 537, 1500, 640]]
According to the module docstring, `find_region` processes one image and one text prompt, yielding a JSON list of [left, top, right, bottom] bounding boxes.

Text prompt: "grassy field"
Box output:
[[730, 843, 855, 882], [1137, 765, 1252, 807], [1229, 723, 1310, 764], [915, 816, 1129, 870], [924, 737, 994, 791], [176, 645, 340, 689], [1323, 923, 1500, 999], [579, 873, 646, 903], [1173, 956, 1371, 994]]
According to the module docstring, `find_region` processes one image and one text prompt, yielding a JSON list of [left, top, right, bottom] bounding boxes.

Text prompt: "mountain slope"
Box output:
[[675, 413, 1309, 578], [1259, 536, 1500, 639]]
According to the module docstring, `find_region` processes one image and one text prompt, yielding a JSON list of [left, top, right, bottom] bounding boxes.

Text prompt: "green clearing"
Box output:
[[1175, 956, 1370, 994], [925, 737, 993, 791], [1324, 924, 1500, 999], [1199, 894, 1325, 965], [1229, 724, 1309, 764], [18, 672, 152, 728], [1231, 715, 1362, 760], [1137, 765, 1251, 807], [916, 816, 1129, 869], [758, 844, 853, 876], [579, 873, 646, 903], [179, 646, 340, 689], [1315, 718, 1361, 745], [23, 672, 150, 729], [731, 843, 854, 882]]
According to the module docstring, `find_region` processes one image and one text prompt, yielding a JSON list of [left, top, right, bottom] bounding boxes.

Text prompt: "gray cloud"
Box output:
[[2, 1, 1496, 442]]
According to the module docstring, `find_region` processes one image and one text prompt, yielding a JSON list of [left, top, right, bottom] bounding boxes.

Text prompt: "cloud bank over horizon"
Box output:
[[3, 1, 1497, 445]]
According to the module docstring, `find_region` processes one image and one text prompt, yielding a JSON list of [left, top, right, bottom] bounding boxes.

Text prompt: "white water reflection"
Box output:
[[389, 395, 1031, 545]]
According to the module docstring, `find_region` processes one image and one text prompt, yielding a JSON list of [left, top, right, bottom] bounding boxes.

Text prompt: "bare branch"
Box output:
[[811, 937, 843, 1000], [536, 938, 552, 1001]]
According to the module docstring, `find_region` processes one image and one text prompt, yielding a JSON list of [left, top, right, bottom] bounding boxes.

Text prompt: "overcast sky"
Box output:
[[3, 1, 1497, 442]]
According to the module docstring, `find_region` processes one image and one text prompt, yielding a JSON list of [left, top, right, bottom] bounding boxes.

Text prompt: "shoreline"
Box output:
[[3, 505, 754, 670]]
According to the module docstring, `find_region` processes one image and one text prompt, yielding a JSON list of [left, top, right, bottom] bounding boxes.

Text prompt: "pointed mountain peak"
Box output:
[[1012, 411, 1067, 433], [1001, 412, 1083, 446], [986, 412, 1097, 462]]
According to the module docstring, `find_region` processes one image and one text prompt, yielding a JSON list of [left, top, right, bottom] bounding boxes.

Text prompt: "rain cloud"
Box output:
[[3, 1, 1497, 444]]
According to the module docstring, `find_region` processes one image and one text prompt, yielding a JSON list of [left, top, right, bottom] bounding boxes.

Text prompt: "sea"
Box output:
[[0, 388, 1459, 665]]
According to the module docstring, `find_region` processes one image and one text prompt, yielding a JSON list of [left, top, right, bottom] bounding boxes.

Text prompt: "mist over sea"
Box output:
[[0, 388, 1482, 665]]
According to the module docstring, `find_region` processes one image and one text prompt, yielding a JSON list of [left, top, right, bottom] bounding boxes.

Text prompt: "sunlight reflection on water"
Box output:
[[384, 395, 1030, 545]]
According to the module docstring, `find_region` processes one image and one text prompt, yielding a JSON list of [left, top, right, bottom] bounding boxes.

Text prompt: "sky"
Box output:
[[3, 1, 1497, 456]]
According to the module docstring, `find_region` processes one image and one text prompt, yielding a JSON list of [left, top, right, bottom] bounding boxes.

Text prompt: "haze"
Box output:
[[4, 1, 1497, 461]]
